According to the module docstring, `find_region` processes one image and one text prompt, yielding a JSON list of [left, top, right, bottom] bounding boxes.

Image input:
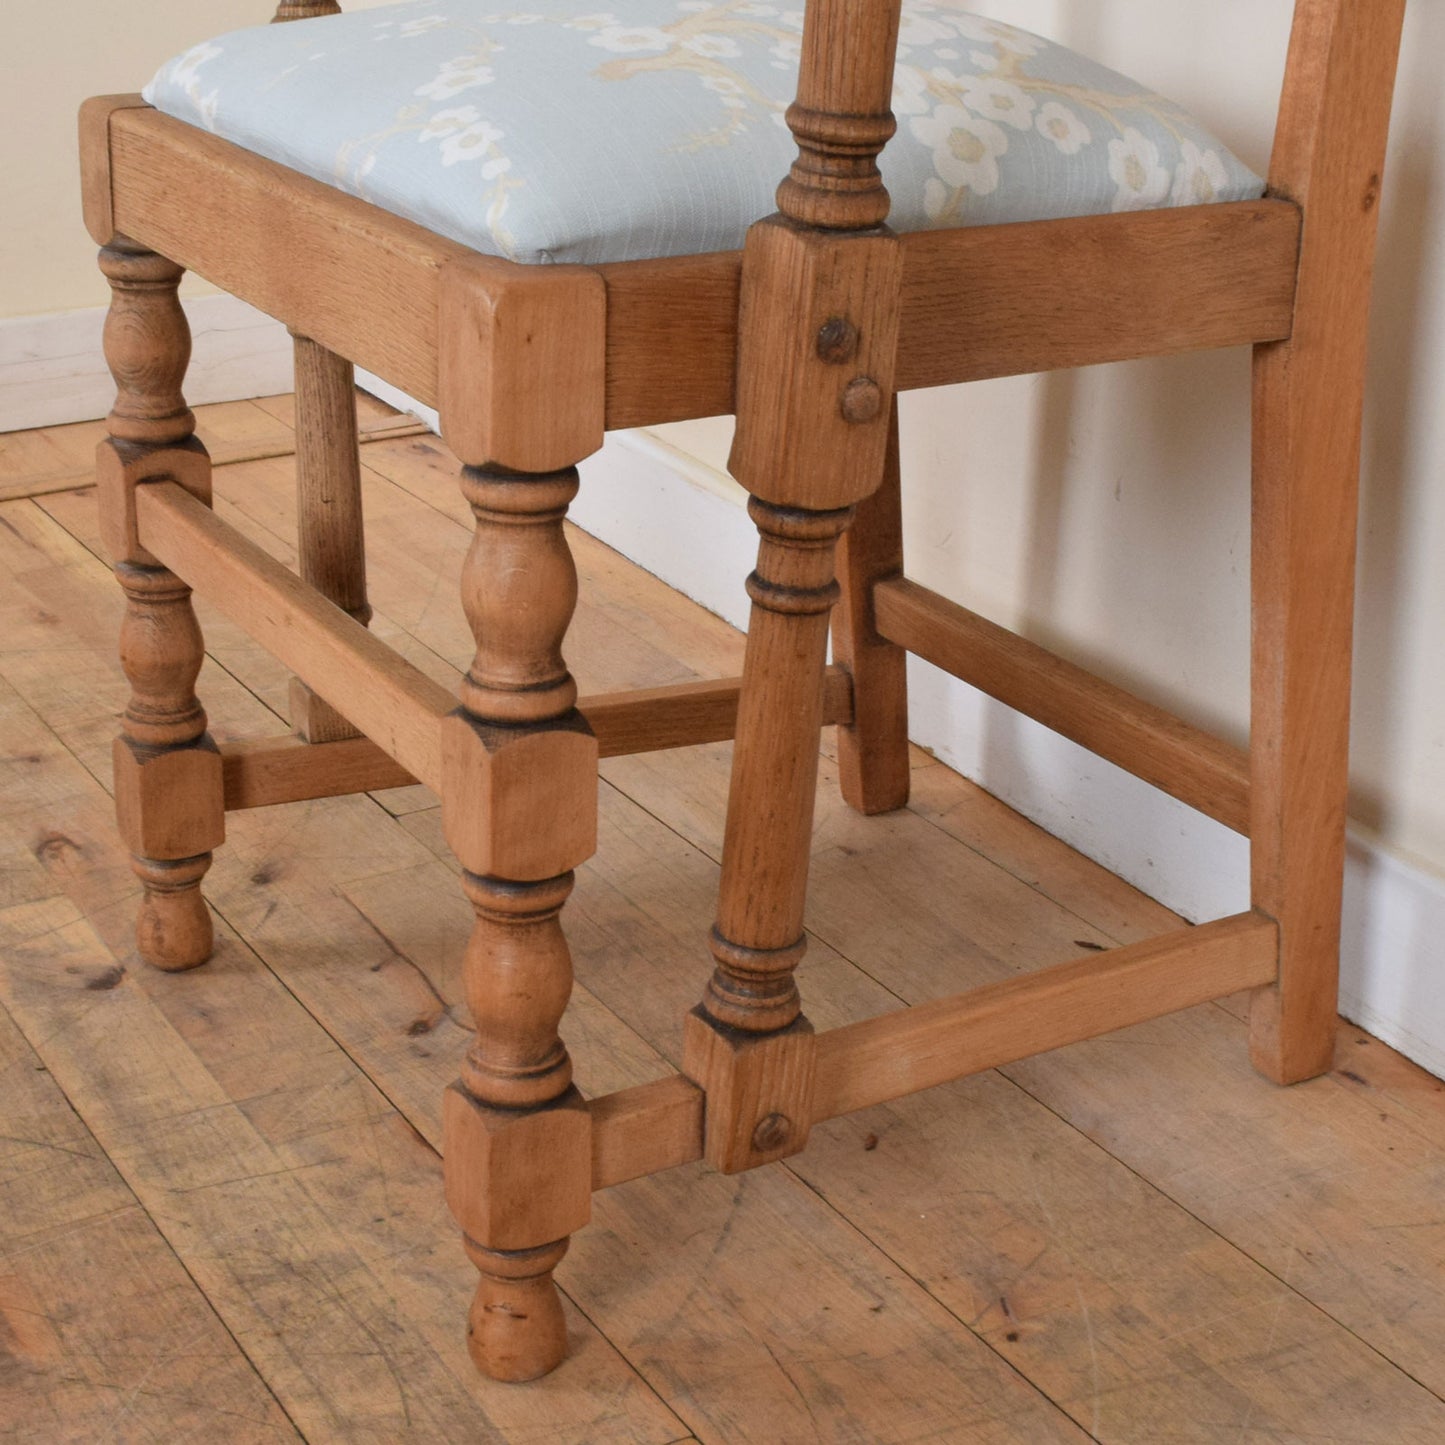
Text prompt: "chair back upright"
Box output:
[[780, 0, 905, 232], [272, 2, 341, 20]]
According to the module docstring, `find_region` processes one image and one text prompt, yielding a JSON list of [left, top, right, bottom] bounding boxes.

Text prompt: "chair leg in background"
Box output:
[[1247, 333, 1362, 1085], [97, 240, 224, 972], [441, 465, 597, 1382], [833, 400, 910, 815], [288, 332, 371, 742], [1246, 0, 1404, 1085]]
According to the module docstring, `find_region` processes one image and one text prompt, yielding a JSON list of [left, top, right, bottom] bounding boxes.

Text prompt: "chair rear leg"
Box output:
[[98, 240, 224, 972], [288, 333, 371, 743], [833, 400, 910, 814], [1247, 0, 1405, 1084], [1247, 336, 1359, 1084]]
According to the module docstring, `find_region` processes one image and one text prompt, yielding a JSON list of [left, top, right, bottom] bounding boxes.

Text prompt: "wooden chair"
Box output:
[[80, 0, 1404, 1383]]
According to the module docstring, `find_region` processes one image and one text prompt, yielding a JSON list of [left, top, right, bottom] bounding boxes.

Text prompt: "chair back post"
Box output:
[[727, 0, 905, 514], [1268, 0, 1405, 207], [272, 1, 341, 21], [1247, 0, 1406, 1083], [776, 0, 903, 232]]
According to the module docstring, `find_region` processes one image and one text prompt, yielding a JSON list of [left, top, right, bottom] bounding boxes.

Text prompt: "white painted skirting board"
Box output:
[[12, 309, 1444, 1079], [0, 295, 294, 433]]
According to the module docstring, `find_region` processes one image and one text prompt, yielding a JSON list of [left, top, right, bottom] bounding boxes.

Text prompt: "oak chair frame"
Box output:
[[80, 0, 1404, 1383]]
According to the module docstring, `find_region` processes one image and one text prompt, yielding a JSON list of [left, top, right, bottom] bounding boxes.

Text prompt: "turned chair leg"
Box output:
[[833, 400, 910, 814], [288, 332, 370, 743], [684, 497, 856, 1171], [98, 239, 224, 972], [440, 465, 596, 1382]]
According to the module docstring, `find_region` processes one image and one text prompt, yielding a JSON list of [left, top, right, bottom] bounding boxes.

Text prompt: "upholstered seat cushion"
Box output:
[[145, 0, 1264, 266]]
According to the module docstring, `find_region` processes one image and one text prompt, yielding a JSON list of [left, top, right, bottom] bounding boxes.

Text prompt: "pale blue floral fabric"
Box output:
[[144, 0, 1264, 265]]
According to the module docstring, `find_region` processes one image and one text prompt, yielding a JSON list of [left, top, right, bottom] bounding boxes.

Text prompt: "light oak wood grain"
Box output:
[[217, 670, 855, 812], [1247, 0, 1407, 1083], [85, 108, 1304, 431], [0, 992, 300, 1443], [813, 913, 1278, 1118], [874, 575, 1251, 834], [289, 333, 370, 743], [831, 402, 912, 815]]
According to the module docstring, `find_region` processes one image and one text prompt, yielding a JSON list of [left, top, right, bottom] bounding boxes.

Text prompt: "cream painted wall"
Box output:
[[655, 0, 1445, 884], [2, 0, 389, 320]]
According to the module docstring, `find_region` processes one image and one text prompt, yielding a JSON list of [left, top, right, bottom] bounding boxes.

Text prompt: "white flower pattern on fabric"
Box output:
[[416, 54, 497, 99], [589, 25, 671, 51], [163, 41, 224, 131], [143, 0, 1265, 266], [419, 104, 483, 140], [1108, 127, 1172, 210], [1171, 139, 1230, 206], [683, 33, 742, 57], [1036, 100, 1089, 155], [912, 105, 1006, 210], [958, 76, 1036, 131], [440, 119, 508, 168]]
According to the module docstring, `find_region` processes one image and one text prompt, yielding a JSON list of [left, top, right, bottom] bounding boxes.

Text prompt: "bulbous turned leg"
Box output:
[[99, 240, 223, 972], [112, 559, 222, 973], [440, 465, 597, 1382]]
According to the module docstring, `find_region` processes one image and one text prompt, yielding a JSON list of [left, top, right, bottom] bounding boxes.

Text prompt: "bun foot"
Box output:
[[134, 855, 215, 971], [463, 1237, 570, 1382]]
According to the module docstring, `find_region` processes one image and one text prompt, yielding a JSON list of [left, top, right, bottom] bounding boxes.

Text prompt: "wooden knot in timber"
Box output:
[[751, 1112, 793, 1152]]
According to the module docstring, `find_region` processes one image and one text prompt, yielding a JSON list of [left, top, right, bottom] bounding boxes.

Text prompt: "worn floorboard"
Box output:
[[3, 396, 1445, 1442]]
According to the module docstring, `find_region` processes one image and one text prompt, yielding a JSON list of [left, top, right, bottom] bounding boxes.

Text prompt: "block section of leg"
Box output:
[[443, 1083, 591, 1253], [683, 1008, 817, 1174]]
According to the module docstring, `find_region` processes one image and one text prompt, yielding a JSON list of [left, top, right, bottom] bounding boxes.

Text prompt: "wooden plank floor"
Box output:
[[4, 394, 1445, 1443]]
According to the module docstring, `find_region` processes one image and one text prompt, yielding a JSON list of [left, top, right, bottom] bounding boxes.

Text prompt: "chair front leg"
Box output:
[[98, 240, 224, 972], [440, 465, 596, 1382]]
